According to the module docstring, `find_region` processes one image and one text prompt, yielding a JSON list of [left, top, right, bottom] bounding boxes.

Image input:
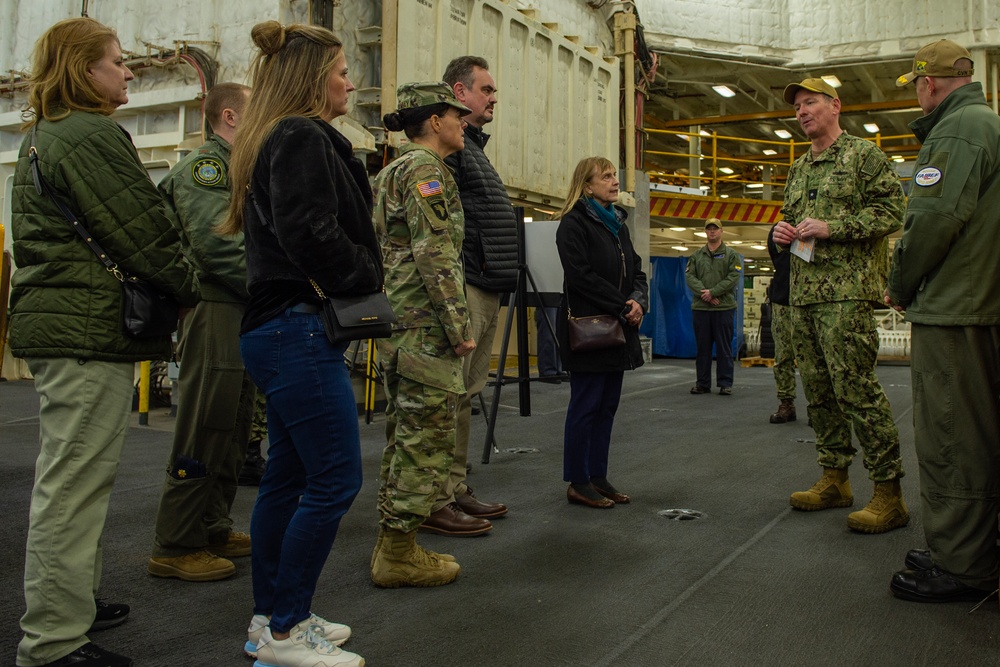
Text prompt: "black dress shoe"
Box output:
[[89, 598, 129, 632], [890, 566, 996, 603], [420, 503, 493, 536], [41, 643, 132, 666], [567, 484, 614, 509], [904, 549, 934, 571]]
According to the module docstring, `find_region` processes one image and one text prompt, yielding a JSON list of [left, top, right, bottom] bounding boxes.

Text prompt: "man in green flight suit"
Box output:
[[147, 83, 257, 581], [887, 40, 1000, 603], [772, 78, 908, 534]]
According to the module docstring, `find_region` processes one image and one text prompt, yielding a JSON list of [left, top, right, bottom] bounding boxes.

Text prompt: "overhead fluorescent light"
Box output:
[[774, 129, 792, 139], [746, 183, 764, 189], [524, 217, 533, 223], [821, 75, 842, 88], [719, 167, 734, 174], [759, 266, 772, 271], [720, 194, 729, 199], [699, 130, 711, 137], [712, 85, 736, 98], [729, 240, 742, 244], [892, 156, 906, 163], [763, 149, 777, 156], [695, 231, 707, 238], [671, 246, 689, 252], [750, 244, 767, 250], [669, 227, 687, 231], [699, 185, 711, 190], [864, 123, 880, 133]]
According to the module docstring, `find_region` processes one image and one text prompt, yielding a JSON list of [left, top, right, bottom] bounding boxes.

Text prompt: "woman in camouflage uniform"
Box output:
[[370, 82, 476, 588]]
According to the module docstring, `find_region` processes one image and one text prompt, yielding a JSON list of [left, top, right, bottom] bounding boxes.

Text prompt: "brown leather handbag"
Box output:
[[566, 312, 625, 352], [565, 247, 626, 352]]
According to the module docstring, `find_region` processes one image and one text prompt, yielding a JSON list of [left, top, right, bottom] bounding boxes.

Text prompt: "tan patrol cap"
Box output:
[[782, 78, 839, 105], [896, 40, 974, 87], [705, 217, 722, 229]]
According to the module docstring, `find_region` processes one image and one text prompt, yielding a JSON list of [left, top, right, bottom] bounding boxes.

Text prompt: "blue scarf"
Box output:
[[584, 197, 622, 237]]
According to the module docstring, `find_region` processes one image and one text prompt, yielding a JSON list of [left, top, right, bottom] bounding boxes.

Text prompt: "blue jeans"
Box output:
[[563, 371, 624, 484], [240, 310, 362, 633]]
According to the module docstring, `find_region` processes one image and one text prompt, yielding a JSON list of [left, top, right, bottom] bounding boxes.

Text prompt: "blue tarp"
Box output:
[[640, 255, 744, 358]]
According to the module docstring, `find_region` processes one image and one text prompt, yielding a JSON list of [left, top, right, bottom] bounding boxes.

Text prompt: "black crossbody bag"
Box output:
[[248, 191, 395, 344], [29, 126, 179, 339]]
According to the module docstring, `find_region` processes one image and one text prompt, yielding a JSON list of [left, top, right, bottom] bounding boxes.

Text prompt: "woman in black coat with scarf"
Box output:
[[555, 156, 648, 509]]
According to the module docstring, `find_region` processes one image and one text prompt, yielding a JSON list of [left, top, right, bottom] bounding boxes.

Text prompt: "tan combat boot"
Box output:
[[370, 528, 460, 588], [847, 478, 909, 534], [370, 527, 455, 569], [789, 467, 853, 510], [769, 398, 797, 424]]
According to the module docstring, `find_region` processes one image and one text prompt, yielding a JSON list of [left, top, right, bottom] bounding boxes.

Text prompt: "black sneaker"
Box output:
[[40, 642, 132, 666], [719, 387, 732, 396], [690, 385, 710, 394], [89, 598, 129, 632]]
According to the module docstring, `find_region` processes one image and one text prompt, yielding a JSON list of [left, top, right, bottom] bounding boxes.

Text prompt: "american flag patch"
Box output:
[[416, 180, 443, 197]]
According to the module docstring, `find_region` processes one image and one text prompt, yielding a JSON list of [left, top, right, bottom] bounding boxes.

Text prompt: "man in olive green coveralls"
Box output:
[[773, 78, 908, 534], [147, 84, 256, 581], [887, 41, 1000, 603]]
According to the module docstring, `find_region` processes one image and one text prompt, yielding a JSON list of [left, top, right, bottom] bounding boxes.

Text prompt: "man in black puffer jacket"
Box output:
[[419, 56, 517, 537]]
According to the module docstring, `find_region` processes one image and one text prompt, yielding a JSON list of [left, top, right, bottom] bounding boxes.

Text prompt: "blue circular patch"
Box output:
[[192, 157, 224, 187]]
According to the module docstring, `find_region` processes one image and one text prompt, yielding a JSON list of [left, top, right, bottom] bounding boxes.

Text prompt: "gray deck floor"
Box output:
[[1, 358, 997, 667]]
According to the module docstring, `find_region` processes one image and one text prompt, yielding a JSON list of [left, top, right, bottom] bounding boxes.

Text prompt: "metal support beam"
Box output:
[[614, 11, 638, 193]]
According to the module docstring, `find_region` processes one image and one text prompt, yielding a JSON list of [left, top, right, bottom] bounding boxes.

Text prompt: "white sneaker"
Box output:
[[245, 613, 352, 658], [245, 614, 270, 658], [254, 625, 364, 667]]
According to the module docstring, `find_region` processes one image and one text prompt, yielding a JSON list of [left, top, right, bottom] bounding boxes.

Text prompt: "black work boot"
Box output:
[[238, 440, 266, 486]]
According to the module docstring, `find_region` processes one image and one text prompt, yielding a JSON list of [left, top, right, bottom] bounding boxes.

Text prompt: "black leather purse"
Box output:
[[29, 127, 179, 339], [308, 279, 396, 344], [248, 189, 395, 344]]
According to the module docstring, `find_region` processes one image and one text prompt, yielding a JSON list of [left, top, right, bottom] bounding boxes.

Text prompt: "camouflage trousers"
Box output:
[[790, 300, 903, 481], [248, 390, 267, 444], [377, 330, 462, 533], [771, 303, 796, 400]]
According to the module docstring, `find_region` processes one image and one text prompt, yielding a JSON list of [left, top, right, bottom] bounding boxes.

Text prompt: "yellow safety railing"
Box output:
[[645, 128, 920, 197]]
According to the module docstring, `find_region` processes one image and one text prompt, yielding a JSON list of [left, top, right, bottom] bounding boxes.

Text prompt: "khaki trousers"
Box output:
[[18, 357, 134, 666], [432, 284, 500, 511]]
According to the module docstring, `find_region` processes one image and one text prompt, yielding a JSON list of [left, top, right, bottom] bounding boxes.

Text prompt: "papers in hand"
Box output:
[[790, 237, 815, 262]]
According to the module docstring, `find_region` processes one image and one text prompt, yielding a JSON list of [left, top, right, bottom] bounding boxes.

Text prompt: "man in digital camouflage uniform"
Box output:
[[147, 83, 257, 581], [887, 41, 1000, 602], [772, 78, 908, 534], [370, 82, 475, 588]]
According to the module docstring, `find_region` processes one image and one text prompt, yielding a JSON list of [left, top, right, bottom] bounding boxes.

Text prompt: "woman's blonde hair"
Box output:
[[556, 156, 617, 218], [220, 21, 344, 235], [22, 17, 121, 127]]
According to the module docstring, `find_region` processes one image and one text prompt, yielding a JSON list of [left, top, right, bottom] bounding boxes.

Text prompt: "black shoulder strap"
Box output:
[[30, 124, 124, 281]]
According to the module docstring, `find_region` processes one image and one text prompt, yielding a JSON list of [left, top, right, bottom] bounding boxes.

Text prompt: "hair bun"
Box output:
[[251, 20, 286, 56], [382, 112, 404, 132]]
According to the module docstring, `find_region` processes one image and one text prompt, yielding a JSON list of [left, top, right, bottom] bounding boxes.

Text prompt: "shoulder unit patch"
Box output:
[[192, 157, 225, 187]]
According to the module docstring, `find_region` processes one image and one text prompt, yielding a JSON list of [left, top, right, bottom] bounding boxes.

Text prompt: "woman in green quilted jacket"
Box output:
[[8, 17, 197, 667]]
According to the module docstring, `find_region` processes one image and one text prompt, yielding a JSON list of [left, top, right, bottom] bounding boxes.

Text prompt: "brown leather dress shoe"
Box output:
[[567, 484, 614, 509], [593, 487, 630, 504], [591, 478, 630, 504], [420, 503, 493, 537], [455, 487, 508, 518]]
